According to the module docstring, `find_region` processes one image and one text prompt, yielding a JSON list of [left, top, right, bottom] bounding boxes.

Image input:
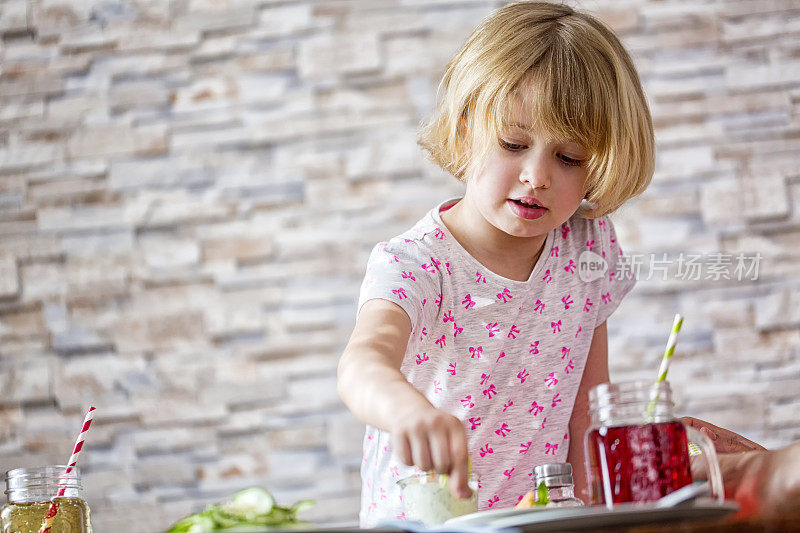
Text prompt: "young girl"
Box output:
[[337, 2, 654, 526]]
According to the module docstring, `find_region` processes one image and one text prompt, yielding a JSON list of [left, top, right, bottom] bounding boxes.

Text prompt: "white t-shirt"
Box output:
[[356, 198, 635, 527]]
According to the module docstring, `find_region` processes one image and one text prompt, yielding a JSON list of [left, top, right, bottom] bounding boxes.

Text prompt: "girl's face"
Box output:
[[462, 105, 590, 241]]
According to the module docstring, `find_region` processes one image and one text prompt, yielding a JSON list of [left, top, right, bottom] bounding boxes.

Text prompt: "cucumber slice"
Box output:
[[223, 487, 275, 518], [208, 507, 246, 528], [166, 512, 216, 533], [291, 499, 314, 515]]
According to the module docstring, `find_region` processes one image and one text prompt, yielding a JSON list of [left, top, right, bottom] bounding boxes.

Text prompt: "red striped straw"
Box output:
[[38, 406, 96, 533]]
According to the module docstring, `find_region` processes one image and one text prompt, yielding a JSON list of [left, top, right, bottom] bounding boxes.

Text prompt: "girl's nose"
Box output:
[[519, 155, 551, 189]]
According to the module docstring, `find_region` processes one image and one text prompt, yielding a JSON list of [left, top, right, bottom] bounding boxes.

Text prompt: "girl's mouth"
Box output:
[[508, 198, 547, 220]]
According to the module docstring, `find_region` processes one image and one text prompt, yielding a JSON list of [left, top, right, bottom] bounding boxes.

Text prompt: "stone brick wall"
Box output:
[[0, 0, 798, 530]]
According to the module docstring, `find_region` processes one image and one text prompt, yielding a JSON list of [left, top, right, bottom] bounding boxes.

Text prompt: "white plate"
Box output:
[[444, 499, 739, 530]]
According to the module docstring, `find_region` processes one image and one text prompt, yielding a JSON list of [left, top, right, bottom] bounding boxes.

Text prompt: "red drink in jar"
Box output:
[[585, 420, 692, 505], [584, 381, 724, 508]]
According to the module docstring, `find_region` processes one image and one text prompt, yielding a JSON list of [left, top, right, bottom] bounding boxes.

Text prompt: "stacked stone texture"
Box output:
[[0, 0, 798, 530]]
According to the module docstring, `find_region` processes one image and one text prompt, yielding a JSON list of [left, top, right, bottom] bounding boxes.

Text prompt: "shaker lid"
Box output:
[[532, 463, 574, 487]]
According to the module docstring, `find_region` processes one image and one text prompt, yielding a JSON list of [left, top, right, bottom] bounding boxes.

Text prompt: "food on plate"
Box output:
[[166, 487, 312, 532], [515, 482, 549, 509]]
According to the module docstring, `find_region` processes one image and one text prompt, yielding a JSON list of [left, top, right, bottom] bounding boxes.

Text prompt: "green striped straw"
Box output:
[[649, 314, 700, 455], [647, 314, 684, 417], [656, 314, 684, 383]]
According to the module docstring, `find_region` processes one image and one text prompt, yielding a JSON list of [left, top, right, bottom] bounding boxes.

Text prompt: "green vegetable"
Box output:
[[166, 488, 313, 533], [535, 481, 549, 506]]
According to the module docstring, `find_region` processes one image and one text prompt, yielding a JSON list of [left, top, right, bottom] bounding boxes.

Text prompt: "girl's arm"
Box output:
[[337, 298, 472, 498], [567, 321, 609, 503]]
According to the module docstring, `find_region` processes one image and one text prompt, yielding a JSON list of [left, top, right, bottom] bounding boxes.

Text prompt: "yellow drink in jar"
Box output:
[[2, 467, 92, 533]]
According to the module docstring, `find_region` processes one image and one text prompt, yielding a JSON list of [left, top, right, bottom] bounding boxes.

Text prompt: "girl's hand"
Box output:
[[682, 416, 767, 454], [390, 407, 472, 499]]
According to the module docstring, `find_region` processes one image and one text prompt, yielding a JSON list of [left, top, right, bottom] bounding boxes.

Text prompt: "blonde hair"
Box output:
[[418, 1, 654, 218]]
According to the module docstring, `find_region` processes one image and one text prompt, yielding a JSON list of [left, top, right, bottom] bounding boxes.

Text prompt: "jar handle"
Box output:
[[684, 425, 725, 502]]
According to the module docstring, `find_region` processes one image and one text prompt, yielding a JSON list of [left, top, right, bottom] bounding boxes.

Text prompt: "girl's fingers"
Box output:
[[409, 431, 433, 472], [392, 433, 414, 466], [429, 428, 452, 474], [448, 426, 472, 499]]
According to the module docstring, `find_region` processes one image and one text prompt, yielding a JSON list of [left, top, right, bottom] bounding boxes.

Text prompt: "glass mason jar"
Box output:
[[1, 466, 92, 533], [531, 463, 584, 507], [397, 472, 480, 526], [584, 381, 724, 508]]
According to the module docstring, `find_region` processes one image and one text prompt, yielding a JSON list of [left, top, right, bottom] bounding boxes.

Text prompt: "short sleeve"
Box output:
[[593, 217, 636, 327], [358, 240, 438, 330]]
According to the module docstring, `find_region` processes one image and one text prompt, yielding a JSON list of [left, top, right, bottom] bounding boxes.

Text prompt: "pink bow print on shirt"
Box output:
[[435, 335, 446, 348], [542, 269, 553, 283], [584, 298, 594, 312], [552, 392, 562, 408], [453, 322, 464, 338], [508, 324, 520, 339], [561, 223, 570, 239], [392, 288, 408, 300], [551, 246, 559, 258], [443, 310, 454, 322], [486, 322, 500, 337], [469, 346, 483, 359], [502, 399, 514, 412], [561, 346, 571, 359], [529, 341, 540, 355], [401, 271, 416, 281], [488, 495, 500, 508], [520, 441, 532, 454], [504, 468, 515, 479], [586, 239, 595, 251], [545, 372, 558, 388], [565, 359, 575, 374], [497, 288, 513, 303], [480, 372, 491, 386], [517, 369, 529, 383], [602, 292, 612, 304], [561, 295, 573, 310], [495, 422, 511, 437], [415, 353, 429, 365], [534, 299, 545, 314], [461, 395, 474, 408], [434, 228, 446, 240], [528, 401, 544, 416], [479, 444, 494, 457], [565, 260, 576, 274], [545, 442, 559, 455], [462, 294, 476, 310], [469, 417, 481, 430], [551, 320, 562, 333], [476, 271, 487, 284], [483, 384, 497, 399], [447, 362, 456, 375]]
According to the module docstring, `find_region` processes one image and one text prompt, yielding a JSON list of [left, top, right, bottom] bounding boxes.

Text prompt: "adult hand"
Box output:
[[391, 406, 472, 499], [718, 443, 800, 520], [682, 416, 766, 454]]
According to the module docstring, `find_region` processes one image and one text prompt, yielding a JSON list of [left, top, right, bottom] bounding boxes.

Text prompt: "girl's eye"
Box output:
[[557, 153, 584, 167], [499, 139, 526, 152]]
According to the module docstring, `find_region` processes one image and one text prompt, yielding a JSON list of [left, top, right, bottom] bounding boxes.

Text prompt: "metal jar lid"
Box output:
[[532, 463, 574, 488]]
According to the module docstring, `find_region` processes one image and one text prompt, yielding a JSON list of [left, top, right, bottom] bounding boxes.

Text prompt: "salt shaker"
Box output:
[[531, 463, 585, 507]]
